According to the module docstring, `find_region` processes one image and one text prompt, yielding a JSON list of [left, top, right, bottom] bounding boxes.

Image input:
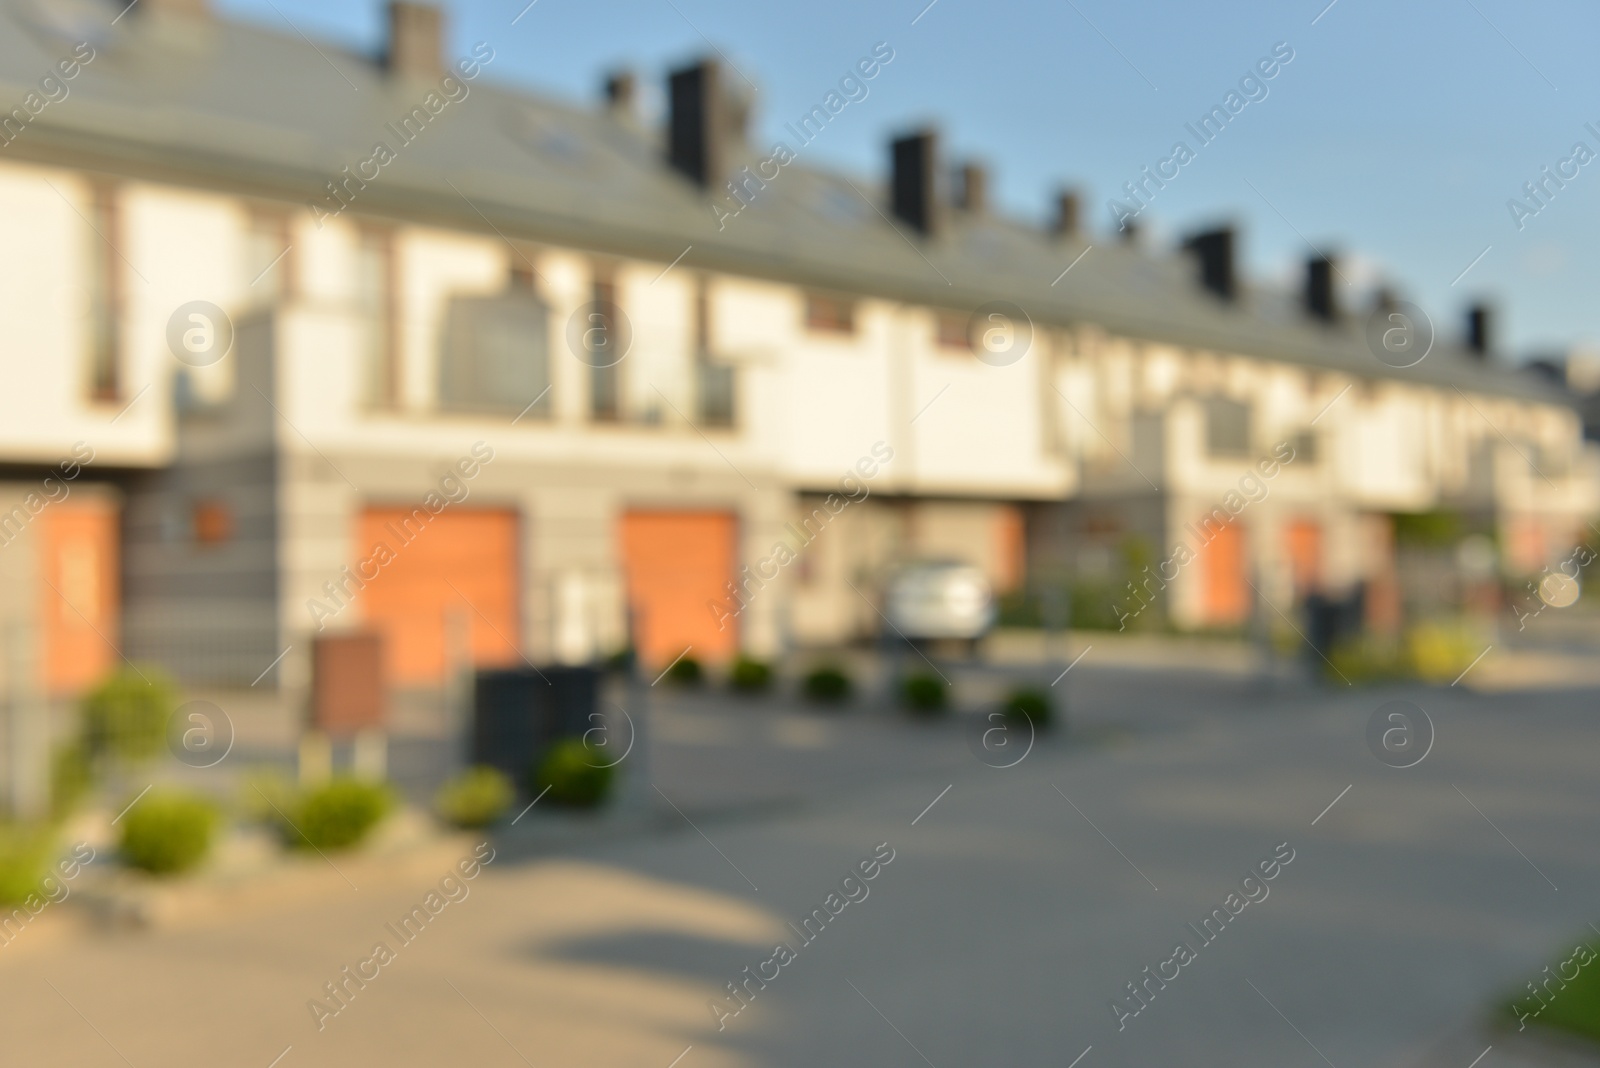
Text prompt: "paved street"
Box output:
[[4, 652, 1599, 1067]]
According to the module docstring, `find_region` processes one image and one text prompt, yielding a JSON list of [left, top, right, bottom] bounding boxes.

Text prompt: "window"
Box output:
[[356, 228, 396, 407], [245, 209, 293, 303], [695, 279, 735, 428], [695, 279, 711, 353], [85, 181, 120, 402], [1290, 428, 1318, 465], [935, 310, 970, 351], [589, 276, 623, 422], [1526, 440, 1568, 478], [804, 292, 855, 334], [1204, 396, 1251, 458], [698, 363, 735, 428], [439, 293, 551, 417]]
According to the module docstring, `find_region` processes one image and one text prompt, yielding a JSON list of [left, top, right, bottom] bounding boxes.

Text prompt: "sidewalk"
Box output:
[[986, 626, 1266, 676]]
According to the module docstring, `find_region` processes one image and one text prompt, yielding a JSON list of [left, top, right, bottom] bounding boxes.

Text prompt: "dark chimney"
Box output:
[[1304, 254, 1339, 323], [667, 60, 723, 187], [1182, 227, 1236, 302], [1467, 303, 1492, 357], [605, 71, 636, 116], [1053, 189, 1081, 238], [387, 2, 443, 80], [1372, 286, 1398, 313], [1120, 219, 1141, 245], [956, 163, 987, 213], [891, 129, 939, 236]]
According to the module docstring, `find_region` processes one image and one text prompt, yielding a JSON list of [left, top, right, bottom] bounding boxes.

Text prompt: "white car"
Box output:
[[884, 561, 997, 641]]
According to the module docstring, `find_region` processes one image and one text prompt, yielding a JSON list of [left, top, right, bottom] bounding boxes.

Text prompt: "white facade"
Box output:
[[0, 5, 1593, 689]]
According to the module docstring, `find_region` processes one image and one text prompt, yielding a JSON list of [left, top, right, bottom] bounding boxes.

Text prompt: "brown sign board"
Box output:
[[311, 632, 386, 735]]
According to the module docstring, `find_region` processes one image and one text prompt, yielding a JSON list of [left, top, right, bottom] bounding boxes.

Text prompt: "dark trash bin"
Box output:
[[1304, 584, 1366, 663], [471, 666, 600, 790]]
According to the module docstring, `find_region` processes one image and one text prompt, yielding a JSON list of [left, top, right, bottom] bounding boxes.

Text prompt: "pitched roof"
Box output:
[[0, 0, 1568, 405]]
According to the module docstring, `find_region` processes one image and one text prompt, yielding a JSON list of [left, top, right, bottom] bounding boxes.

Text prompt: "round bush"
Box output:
[[665, 655, 703, 686], [286, 779, 393, 852], [119, 790, 219, 876], [729, 656, 773, 693], [435, 766, 514, 829], [901, 673, 948, 716], [0, 825, 55, 905], [1002, 688, 1053, 729], [81, 667, 178, 764], [803, 665, 853, 705], [532, 739, 615, 808]]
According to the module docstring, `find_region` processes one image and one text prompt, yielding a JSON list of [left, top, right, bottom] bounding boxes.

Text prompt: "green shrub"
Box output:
[[901, 673, 948, 716], [664, 655, 703, 686], [1405, 621, 1482, 683], [1503, 937, 1600, 1041], [1002, 688, 1053, 729], [435, 766, 514, 829], [1071, 579, 1134, 631], [532, 739, 615, 808], [996, 588, 1040, 628], [81, 667, 178, 764], [729, 656, 772, 693], [284, 778, 393, 852], [802, 665, 853, 705], [1325, 622, 1484, 685], [0, 825, 55, 905], [119, 790, 219, 876], [1392, 510, 1467, 548]]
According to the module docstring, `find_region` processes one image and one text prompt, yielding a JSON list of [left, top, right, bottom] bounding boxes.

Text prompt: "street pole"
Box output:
[[6, 624, 46, 821], [614, 602, 650, 818]]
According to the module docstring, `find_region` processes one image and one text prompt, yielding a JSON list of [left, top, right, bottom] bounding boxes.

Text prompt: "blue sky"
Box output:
[[224, 0, 1600, 359]]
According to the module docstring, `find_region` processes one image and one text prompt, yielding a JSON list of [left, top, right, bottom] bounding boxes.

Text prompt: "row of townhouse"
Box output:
[[0, 0, 1591, 705]]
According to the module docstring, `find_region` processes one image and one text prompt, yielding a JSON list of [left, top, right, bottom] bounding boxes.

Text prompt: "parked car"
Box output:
[[884, 561, 997, 641]]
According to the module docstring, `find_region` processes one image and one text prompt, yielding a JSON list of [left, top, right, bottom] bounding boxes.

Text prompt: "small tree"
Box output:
[[81, 667, 178, 766]]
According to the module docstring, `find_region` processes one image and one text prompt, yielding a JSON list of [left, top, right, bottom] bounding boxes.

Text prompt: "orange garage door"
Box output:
[[619, 510, 738, 668], [1201, 520, 1250, 626], [1284, 519, 1323, 598], [39, 499, 120, 696], [992, 505, 1026, 594], [356, 507, 520, 687]]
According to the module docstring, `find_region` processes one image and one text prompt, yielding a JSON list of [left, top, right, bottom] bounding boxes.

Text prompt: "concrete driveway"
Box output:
[[2, 657, 1597, 1067]]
